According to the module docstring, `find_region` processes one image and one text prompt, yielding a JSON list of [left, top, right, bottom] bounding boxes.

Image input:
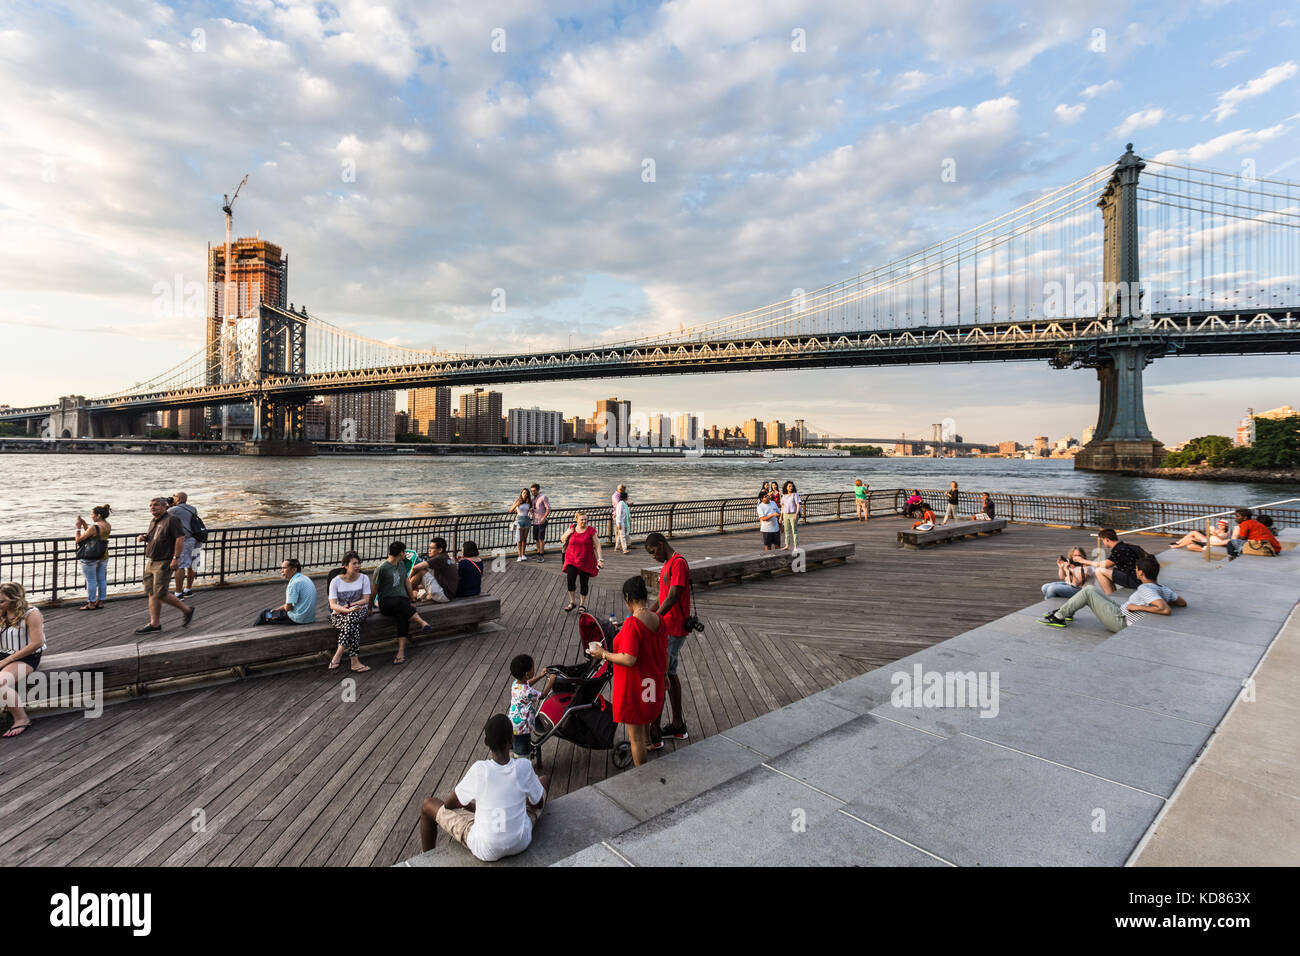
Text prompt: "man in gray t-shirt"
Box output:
[[167, 491, 200, 597]]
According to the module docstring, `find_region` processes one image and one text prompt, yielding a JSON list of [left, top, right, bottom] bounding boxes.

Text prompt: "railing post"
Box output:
[[1007, 496, 1014, 522], [1079, 499, 1085, 528], [51, 537, 59, 604], [348, 522, 357, 556], [719, 499, 726, 534], [668, 502, 677, 538], [218, 529, 227, 585], [1204, 517, 1213, 564], [835, 493, 841, 520]]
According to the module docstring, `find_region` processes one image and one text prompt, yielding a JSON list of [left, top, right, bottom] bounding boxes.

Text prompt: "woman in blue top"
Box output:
[[510, 490, 532, 563]]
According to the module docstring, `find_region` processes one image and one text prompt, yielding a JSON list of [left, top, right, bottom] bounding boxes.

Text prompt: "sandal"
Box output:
[[577, 604, 587, 614], [328, 660, 341, 670], [393, 656, 406, 665], [351, 663, 371, 673], [2, 722, 31, 738], [562, 602, 575, 613], [78, 604, 95, 611]]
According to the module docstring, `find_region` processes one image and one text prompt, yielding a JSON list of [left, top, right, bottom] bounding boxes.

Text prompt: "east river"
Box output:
[[1, 452, 1297, 541]]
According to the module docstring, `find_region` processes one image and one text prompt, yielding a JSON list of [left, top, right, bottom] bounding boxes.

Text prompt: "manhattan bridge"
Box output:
[[4, 145, 1299, 471]]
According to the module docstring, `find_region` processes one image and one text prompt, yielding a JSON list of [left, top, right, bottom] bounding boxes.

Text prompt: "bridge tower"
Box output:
[[1074, 144, 1166, 473], [240, 304, 317, 456]]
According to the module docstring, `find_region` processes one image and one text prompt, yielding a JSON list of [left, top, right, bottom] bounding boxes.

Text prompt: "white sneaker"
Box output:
[[517, 556, 526, 562]]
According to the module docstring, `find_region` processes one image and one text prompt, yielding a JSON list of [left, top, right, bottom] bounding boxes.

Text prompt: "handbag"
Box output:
[[1243, 539, 1278, 557], [76, 532, 107, 561]]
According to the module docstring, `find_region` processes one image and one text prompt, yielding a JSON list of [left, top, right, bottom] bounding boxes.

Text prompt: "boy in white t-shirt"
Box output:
[[419, 714, 549, 861]]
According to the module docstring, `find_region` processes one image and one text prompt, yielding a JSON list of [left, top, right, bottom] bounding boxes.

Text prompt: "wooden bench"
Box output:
[[640, 541, 854, 589], [897, 519, 1008, 550], [43, 594, 502, 694]]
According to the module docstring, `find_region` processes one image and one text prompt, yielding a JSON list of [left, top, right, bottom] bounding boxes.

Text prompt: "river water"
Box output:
[[1, 452, 1296, 542]]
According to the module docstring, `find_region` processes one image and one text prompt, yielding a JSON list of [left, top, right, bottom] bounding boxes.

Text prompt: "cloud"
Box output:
[[1211, 49, 1246, 68], [1151, 123, 1289, 163], [1080, 80, 1118, 99], [1209, 61, 1297, 122], [1111, 107, 1165, 138], [1054, 103, 1086, 124]]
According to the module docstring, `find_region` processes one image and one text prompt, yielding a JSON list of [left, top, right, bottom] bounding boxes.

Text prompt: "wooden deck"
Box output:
[[1, 516, 1089, 866]]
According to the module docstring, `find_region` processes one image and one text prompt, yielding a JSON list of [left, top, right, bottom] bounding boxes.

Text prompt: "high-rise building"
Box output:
[[162, 408, 205, 438], [409, 386, 453, 442], [508, 407, 563, 445], [1082, 425, 1096, 445], [459, 388, 503, 444], [594, 398, 631, 446], [998, 440, 1019, 456], [648, 414, 672, 447], [395, 410, 410, 436], [791, 419, 806, 445], [566, 416, 591, 442], [303, 400, 328, 441], [766, 420, 786, 448], [1034, 435, 1049, 453], [326, 391, 396, 442], [675, 413, 699, 447], [743, 419, 766, 447], [206, 238, 289, 383]]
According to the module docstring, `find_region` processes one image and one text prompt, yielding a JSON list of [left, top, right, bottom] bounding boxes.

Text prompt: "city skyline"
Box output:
[[1, 2, 1298, 444]]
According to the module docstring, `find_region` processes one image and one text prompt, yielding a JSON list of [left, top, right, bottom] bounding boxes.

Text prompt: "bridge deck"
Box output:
[[2, 516, 1086, 867]]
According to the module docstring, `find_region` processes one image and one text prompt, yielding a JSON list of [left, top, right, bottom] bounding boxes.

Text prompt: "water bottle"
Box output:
[[608, 611, 618, 634]]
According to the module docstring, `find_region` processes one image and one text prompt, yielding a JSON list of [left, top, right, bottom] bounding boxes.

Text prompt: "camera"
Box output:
[[165, 496, 175, 506], [684, 615, 705, 633]]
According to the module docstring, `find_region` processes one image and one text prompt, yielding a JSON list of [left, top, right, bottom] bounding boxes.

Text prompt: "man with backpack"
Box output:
[[168, 491, 206, 599]]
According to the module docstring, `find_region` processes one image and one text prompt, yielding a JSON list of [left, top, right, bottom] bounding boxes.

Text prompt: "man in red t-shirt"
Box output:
[[1227, 508, 1282, 559], [645, 532, 690, 746]]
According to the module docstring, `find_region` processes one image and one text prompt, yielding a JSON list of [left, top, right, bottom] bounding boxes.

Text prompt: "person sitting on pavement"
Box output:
[[1226, 508, 1282, 559], [1040, 556, 1185, 633], [254, 558, 317, 625], [1041, 546, 1095, 598], [419, 714, 549, 860], [1091, 528, 1143, 594], [1169, 519, 1231, 551], [409, 537, 458, 603]]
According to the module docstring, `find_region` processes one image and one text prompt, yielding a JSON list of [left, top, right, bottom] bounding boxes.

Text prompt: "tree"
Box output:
[[1163, 435, 1234, 467], [1227, 415, 1300, 469]]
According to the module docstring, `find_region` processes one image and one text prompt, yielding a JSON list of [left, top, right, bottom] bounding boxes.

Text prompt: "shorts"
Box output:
[[532, 521, 547, 542], [515, 519, 530, 542], [6, 649, 41, 672], [762, 530, 781, 546], [666, 633, 686, 677], [1111, 569, 1139, 589], [142, 560, 173, 597], [177, 538, 196, 570], [435, 801, 543, 850], [512, 733, 533, 757]]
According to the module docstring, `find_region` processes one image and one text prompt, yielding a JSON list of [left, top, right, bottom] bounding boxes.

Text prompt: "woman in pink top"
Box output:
[[561, 511, 604, 614]]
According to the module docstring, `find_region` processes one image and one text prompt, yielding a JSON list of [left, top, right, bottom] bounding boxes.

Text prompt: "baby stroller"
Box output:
[[530, 612, 633, 769]]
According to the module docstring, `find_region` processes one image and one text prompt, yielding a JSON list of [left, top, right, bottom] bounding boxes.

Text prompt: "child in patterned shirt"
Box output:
[[508, 654, 556, 760]]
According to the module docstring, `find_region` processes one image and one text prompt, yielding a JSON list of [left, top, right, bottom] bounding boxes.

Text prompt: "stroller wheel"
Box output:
[[612, 741, 633, 770]]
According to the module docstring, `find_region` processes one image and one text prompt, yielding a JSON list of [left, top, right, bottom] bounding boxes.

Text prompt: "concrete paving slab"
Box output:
[[963, 687, 1210, 796], [404, 786, 639, 867], [767, 715, 944, 800], [550, 843, 630, 867], [1133, 608, 1279, 647], [592, 733, 765, 822], [1052, 651, 1243, 726], [719, 690, 860, 758], [1096, 628, 1265, 681], [841, 734, 1164, 866], [607, 765, 938, 866], [803, 664, 900, 716]]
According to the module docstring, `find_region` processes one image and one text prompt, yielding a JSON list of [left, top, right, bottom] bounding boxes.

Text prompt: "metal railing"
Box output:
[[0, 489, 902, 603], [5, 488, 1297, 603]]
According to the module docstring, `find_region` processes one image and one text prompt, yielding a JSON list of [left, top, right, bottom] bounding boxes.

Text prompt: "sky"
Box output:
[[1, 0, 1298, 444]]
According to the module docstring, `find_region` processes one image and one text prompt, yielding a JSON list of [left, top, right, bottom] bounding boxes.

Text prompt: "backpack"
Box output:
[[190, 511, 209, 545]]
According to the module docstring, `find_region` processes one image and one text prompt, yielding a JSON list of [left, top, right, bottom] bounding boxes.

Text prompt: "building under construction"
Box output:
[[205, 238, 289, 385]]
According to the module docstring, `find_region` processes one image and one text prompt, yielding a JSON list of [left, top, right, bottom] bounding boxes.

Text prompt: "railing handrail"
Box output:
[[1110, 497, 1300, 536]]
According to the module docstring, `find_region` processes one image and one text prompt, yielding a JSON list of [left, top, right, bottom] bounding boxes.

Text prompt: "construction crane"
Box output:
[[219, 175, 248, 383]]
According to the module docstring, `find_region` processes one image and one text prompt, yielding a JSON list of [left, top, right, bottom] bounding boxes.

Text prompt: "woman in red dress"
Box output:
[[560, 510, 604, 613], [588, 576, 665, 767]]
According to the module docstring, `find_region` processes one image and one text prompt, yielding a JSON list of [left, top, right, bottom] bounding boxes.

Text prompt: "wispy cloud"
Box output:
[[1209, 61, 1297, 121], [1080, 80, 1118, 99], [1211, 49, 1245, 68], [1054, 103, 1085, 124]]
